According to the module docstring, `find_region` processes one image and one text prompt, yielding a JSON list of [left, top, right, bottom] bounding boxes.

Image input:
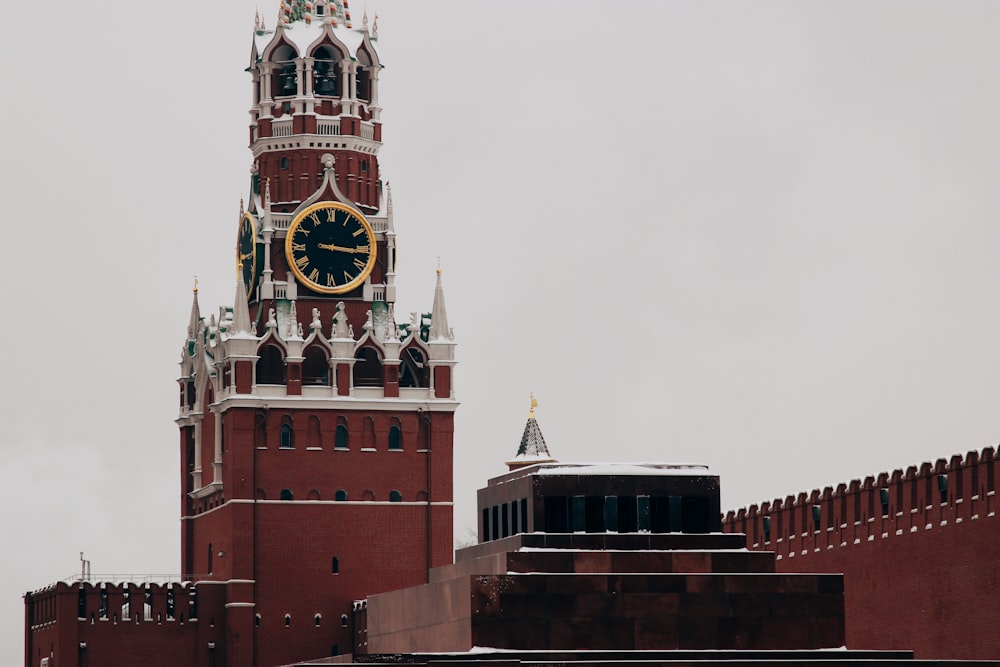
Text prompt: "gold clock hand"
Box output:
[[317, 243, 359, 253]]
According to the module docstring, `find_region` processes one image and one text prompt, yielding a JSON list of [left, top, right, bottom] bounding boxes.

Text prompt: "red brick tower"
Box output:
[[176, 3, 457, 664]]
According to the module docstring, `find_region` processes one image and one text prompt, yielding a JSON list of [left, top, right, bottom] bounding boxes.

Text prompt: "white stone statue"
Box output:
[[311, 307, 322, 332], [267, 308, 278, 330], [332, 301, 350, 338], [363, 309, 374, 331]]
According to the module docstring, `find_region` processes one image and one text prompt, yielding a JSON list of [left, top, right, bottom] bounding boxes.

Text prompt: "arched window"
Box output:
[[285, 613, 292, 627], [340, 614, 349, 627], [388, 424, 402, 451], [399, 346, 428, 388], [280, 423, 294, 449], [280, 489, 293, 501], [355, 49, 371, 100], [315, 614, 322, 627], [307, 489, 321, 501], [331, 556, 339, 573], [307, 415, 321, 448], [353, 347, 383, 387], [302, 347, 330, 385], [272, 44, 298, 97], [312, 45, 341, 96], [335, 489, 348, 501], [256, 345, 285, 385], [389, 490, 402, 503], [335, 423, 349, 449], [255, 613, 261, 627]]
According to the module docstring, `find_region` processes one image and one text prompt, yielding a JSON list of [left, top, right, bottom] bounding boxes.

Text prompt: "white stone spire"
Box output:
[[187, 278, 201, 339], [231, 265, 253, 336], [428, 264, 453, 342]]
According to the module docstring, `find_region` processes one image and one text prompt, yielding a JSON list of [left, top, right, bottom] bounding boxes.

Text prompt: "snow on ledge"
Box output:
[[533, 462, 712, 476]]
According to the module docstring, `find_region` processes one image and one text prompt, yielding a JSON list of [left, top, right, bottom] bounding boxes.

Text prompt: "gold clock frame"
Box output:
[[284, 201, 377, 295], [237, 211, 257, 292]]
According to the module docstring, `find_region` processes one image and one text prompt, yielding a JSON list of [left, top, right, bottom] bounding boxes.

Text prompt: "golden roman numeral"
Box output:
[[351, 228, 365, 237], [353, 258, 366, 271], [327, 274, 338, 287], [309, 212, 323, 226], [295, 256, 310, 269], [355, 245, 370, 254], [308, 268, 320, 282], [292, 243, 306, 251], [343, 270, 353, 282]]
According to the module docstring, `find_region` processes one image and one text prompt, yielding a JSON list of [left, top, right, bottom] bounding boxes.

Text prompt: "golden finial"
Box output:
[[193, 276, 199, 294], [529, 393, 538, 419], [436, 257, 442, 276]]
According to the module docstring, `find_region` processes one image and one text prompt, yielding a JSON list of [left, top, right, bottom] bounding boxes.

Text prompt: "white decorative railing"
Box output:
[[272, 214, 292, 230], [272, 119, 293, 137], [360, 122, 375, 140], [317, 119, 341, 136], [370, 218, 387, 232], [371, 285, 385, 301]]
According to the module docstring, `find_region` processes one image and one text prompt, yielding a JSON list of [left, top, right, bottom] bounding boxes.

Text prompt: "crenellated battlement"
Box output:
[[722, 446, 997, 558], [26, 580, 202, 630]]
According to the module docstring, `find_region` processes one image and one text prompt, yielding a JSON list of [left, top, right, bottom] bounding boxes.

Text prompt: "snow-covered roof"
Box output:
[[532, 462, 713, 477], [254, 1, 376, 62]]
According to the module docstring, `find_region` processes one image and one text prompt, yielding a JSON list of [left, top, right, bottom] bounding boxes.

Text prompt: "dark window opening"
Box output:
[[332, 557, 339, 574], [388, 425, 402, 450], [389, 490, 402, 503], [78, 587, 86, 619], [340, 614, 349, 627], [335, 489, 348, 501], [315, 614, 322, 627], [763, 515, 772, 542], [255, 613, 261, 627], [880, 488, 890, 517], [256, 345, 286, 384], [303, 347, 330, 385], [280, 489, 294, 501], [353, 347, 384, 387], [335, 423, 349, 449], [99, 587, 108, 619], [208, 543, 213, 574], [812, 505, 822, 531], [285, 614, 291, 627], [280, 156, 290, 169], [617, 496, 637, 532], [938, 474, 949, 503], [544, 496, 568, 533], [280, 423, 294, 448], [501, 503, 509, 538], [399, 347, 428, 388]]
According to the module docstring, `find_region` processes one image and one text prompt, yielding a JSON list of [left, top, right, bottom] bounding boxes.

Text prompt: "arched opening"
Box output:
[[355, 49, 372, 101], [341, 614, 349, 627], [331, 556, 339, 573], [312, 45, 342, 96], [271, 44, 298, 97], [389, 490, 402, 503], [353, 347, 383, 387], [399, 346, 428, 388], [388, 423, 402, 451], [280, 489, 293, 501], [302, 347, 330, 385], [256, 345, 286, 385], [335, 489, 348, 501], [280, 422, 294, 448], [308, 415, 321, 447], [307, 489, 321, 500], [334, 422, 349, 449], [284, 613, 292, 627]]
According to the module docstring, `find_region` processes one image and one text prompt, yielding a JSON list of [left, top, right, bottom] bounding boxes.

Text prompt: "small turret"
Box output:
[[506, 395, 556, 471]]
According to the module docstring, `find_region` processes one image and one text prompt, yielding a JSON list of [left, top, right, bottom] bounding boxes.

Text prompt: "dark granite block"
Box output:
[[775, 575, 819, 594], [722, 574, 779, 594], [683, 575, 723, 593], [573, 551, 614, 573], [621, 593, 680, 617], [677, 616, 719, 649], [718, 616, 763, 649], [572, 592, 618, 617], [679, 593, 731, 617], [729, 593, 771, 618], [499, 574, 548, 596], [544, 593, 577, 617], [817, 574, 844, 594], [547, 575, 608, 594], [671, 551, 712, 573], [770, 593, 841, 617], [643, 575, 685, 594], [634, 615, 679, 649]]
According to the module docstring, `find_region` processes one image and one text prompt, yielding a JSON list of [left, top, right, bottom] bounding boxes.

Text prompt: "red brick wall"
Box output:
[[723, 447, 1000, 659]]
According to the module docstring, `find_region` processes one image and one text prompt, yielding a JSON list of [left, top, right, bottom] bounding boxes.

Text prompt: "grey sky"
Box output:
[[4, 1, 1000, 662]]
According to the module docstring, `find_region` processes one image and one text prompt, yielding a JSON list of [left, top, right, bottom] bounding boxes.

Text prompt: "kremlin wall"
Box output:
[[723, 446, 1000, 660]]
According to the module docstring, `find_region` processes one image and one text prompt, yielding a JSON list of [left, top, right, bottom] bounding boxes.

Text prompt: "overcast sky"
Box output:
[[4, 1, 1000, 662]]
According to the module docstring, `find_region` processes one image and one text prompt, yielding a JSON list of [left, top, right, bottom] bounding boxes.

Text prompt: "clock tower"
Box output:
[[176, 2, 457, 664]]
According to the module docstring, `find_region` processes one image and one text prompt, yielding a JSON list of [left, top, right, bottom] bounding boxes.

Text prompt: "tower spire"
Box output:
[[428, 261, 453, 341], [187, 278, 201, 339], [231, 261, 253, 335]]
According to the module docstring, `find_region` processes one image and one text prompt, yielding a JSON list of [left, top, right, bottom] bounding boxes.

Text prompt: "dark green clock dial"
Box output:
[[285, 202, 376, 294], [237, 212, 258, 296]]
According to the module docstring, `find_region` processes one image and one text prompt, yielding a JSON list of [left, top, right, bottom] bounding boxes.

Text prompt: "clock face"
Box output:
[[237, 212, 258, 296], [285, 201, 377, 294]]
